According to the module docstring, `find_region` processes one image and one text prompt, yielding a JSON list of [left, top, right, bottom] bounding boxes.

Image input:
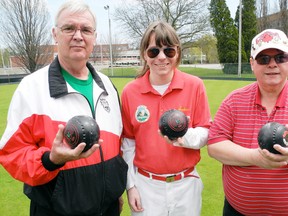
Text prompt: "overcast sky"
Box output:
[[45, 0, 238, 44], [0, 0, 238, 48]]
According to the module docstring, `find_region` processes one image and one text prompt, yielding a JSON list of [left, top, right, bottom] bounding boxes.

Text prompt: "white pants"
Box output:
[[131, 168, 203, 216]]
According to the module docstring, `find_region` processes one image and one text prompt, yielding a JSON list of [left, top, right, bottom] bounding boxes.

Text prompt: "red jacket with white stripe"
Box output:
[[0, 57, 127, 215]]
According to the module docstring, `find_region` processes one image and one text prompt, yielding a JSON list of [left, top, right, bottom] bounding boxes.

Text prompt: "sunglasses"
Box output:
[[147, 47, 177, 58], [255, 53, 288, 65]]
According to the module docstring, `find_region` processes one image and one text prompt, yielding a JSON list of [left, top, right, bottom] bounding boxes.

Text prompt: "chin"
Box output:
[[70, 54, 87, 61]]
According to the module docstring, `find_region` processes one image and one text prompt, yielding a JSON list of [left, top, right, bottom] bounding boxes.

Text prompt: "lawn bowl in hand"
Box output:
[[63, 115, 100, 152], [257, 122, 288, 154], [159, 109, 189, 141]]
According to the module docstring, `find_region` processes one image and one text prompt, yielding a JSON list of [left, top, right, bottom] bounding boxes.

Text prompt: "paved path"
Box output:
[[180, 64, 223, 69]]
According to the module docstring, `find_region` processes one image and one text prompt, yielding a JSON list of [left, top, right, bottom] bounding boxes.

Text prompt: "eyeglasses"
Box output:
[[58, 25, 95, 36], [146, 47, 177, 58], [255, 53, 288, 65]]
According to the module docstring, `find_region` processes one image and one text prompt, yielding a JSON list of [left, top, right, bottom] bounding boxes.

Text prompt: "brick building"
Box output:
[[10, 44, 140, 69]]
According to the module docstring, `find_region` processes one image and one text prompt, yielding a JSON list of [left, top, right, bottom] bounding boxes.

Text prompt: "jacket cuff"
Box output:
[[41, 151, 65, 171]]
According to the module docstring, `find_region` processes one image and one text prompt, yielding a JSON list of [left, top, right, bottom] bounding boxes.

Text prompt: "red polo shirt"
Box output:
[[121, 69, 211, 174], [208, 81, 288, 215]]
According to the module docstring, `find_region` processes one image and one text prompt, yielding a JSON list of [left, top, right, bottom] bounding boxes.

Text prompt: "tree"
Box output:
[[257, 0, 269, 31], [114, 0, 211, 50], [235, 0, 256, 61], [191, 34, 219, 63], [0, 48, 10, 68], [279, 0, 288, 34], [0, 0, 52, 73], [209, 0, 239, 63]]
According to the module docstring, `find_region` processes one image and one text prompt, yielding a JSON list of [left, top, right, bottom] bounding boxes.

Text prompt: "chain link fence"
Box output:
[[0, 63, 255, 84]]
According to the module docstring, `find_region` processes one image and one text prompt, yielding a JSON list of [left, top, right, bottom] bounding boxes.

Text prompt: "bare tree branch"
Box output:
[[0, 0, 52, 73], [114, 0, 210, 49], [279, 0, 288, 33]]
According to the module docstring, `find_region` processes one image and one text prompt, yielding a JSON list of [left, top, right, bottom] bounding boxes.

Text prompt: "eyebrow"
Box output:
[[61, 24, 94, 27]]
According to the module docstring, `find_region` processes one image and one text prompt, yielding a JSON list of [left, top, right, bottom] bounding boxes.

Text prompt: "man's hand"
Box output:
[[49, 124, 100, 165], [253, 147, 288, 169]]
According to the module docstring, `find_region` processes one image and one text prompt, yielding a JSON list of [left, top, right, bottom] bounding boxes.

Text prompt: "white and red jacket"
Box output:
[[0, 57, 127, 215]]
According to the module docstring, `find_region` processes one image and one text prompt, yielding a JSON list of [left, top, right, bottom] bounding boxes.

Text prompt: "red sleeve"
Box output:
[[121, 85, 135, 139], [0, 114, 60, 186], [208, 99, 234, 145]]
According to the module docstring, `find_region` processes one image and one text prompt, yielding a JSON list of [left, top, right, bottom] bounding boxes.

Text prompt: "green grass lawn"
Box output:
[[103, 65, 256, 80], [0, 78, 253, 215]]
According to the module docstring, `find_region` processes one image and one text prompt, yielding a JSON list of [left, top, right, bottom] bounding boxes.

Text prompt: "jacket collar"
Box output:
[[49, 56, 108, 98]]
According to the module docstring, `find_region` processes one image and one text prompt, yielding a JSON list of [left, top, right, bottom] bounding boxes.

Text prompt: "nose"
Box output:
[[73, 29, 83, 40], [268, 57, 277, 66], [157, 50, 167, 59]]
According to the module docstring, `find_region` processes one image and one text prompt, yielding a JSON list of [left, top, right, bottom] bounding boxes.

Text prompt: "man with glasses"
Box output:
[[0, 0, 127, 215], [121, 20, 211, 216], [208, 29, 288, 215]]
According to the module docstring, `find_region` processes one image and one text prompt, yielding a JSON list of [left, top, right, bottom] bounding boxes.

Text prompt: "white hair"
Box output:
[[54, 0, 97, 29]]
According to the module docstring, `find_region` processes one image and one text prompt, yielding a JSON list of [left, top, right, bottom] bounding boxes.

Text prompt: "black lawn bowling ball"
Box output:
[[63, 115, 100, 152], [257, 122, 288, 154], [159, 109, 189, 141]]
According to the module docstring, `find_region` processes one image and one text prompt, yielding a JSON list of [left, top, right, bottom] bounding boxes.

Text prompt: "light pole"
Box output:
[[237, 0, 242, 77], [104, 5, 113, 76]]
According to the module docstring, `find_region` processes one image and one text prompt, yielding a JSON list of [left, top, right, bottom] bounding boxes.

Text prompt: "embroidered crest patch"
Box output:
[[135, 105, 150, 123], [100, 98, 110, 113]]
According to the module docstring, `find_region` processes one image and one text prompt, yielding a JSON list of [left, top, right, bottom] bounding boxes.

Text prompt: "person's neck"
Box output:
[[149, 71, 174, 85], [59, 58, 89, 80], [259, 82, 285, 99], [259, 83, 285, 115]]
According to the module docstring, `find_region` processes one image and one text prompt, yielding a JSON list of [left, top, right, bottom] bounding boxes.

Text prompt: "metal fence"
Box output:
[[0, 63, 255, 84]]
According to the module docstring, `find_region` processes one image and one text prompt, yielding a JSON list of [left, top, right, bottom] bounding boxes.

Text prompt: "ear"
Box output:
[[250, 57, 255, 73], [143, 51, 148, 62], [93, 32, 97, 45], [52, 27, 58, 43]]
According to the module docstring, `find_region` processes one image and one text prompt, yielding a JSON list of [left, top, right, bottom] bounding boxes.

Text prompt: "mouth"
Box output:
[[265, 72, 279, 75], [71, 45, 84, 49], [155, 63, 169, 67]]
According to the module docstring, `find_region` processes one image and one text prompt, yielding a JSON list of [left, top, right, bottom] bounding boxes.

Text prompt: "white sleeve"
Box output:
[[173, 127, 209, 149], [121, 138, 136, 190]]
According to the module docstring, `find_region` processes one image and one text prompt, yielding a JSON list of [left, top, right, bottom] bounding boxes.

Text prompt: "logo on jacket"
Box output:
[[100, 98, 110, 113], [135, 105, 150, 123]]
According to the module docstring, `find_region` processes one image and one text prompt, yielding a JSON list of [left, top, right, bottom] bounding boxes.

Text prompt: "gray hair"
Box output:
[[54, 0, 97, 29]]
